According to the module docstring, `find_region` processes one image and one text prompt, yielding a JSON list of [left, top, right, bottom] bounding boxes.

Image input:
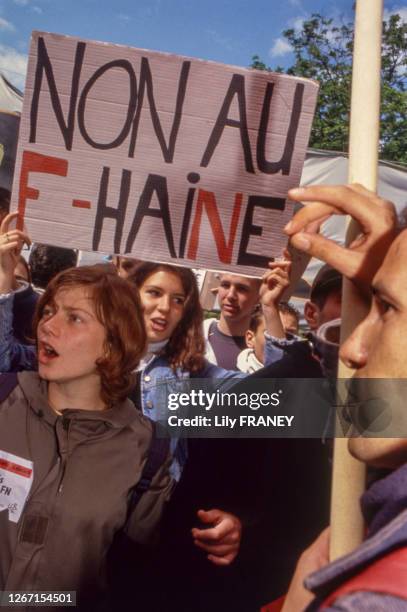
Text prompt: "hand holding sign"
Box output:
[[0, 213, 31, 294], [260, 255, 291, 339]]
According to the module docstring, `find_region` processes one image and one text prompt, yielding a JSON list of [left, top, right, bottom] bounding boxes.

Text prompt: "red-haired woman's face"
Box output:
[[37, 286, 106, 384], [139, 270, 186, 342]]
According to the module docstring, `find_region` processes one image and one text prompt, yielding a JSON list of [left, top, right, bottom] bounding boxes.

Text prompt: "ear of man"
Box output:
[[304, 301, 321, 331], [245, 329, 255, 349]]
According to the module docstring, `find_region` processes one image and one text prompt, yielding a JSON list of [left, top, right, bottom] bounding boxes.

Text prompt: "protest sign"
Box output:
[[11, 31, 318, 276]]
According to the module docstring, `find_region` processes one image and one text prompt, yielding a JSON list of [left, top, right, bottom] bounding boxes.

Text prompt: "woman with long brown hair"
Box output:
[[128, 261, 283, 585]]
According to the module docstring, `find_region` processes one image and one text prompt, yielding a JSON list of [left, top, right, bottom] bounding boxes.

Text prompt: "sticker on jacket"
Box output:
[[0, 450, 34, 523]]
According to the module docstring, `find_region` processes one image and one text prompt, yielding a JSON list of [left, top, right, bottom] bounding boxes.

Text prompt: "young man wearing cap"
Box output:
[[305, 265, 342, 332]]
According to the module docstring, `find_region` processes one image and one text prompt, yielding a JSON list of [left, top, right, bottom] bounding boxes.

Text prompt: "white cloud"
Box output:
[[118, 13, 131, 22], [384, 6, 407, 22], [269, 37, 292, 58], [0, 45, 28, 91], [288, 0, 302, 6], [0, 17, 15, 32], [12, 0, 44, 10]]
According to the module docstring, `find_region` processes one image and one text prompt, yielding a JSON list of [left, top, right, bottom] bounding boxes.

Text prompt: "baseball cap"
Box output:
[[310, 264, 342, 301]]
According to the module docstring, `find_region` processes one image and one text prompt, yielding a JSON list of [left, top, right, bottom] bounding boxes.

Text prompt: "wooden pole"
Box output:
[[329, 0, 383, 561]]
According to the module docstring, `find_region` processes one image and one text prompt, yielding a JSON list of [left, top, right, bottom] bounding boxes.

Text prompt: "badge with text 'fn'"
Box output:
[[0, 450, 34, 523]]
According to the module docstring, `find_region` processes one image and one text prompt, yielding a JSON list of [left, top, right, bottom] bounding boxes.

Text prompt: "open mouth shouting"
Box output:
[[38, 340, 60, 364]]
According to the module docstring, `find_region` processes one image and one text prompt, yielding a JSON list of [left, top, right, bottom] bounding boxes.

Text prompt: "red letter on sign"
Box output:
[[187, 189, 242, 264], [17, 150, 68, 229]]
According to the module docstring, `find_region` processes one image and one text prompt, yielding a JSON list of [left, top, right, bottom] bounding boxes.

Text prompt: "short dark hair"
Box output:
[[310, 265, 342, 309], [29, 244, 78, 289], [278, 301, 300, 324], [248, 307, 264, 333]]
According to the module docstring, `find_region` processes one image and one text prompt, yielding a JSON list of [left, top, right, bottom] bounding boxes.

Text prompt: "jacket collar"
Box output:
[[362, 463, 407, 536], [305, 465, 407, 600], [18, 371, 137, 429]]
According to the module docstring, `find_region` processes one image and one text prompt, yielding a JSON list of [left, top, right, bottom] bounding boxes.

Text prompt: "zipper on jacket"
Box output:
[[56, 416, 71, 493]]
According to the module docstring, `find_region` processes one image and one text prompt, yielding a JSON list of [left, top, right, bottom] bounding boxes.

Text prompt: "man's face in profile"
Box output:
[[340, 230, 407, 468]]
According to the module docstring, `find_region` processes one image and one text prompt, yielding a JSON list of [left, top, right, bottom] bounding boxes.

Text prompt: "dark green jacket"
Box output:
[[0, 372, 173, 607]]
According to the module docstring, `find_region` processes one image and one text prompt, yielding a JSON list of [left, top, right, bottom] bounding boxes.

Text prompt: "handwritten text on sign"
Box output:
[[12, 32, 318, 275]]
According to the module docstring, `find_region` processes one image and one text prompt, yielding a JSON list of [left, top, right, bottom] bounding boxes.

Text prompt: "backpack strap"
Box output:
[[0, 373, 19, 403], [126, 420, 169, 519], [321, 546, 407, 608]]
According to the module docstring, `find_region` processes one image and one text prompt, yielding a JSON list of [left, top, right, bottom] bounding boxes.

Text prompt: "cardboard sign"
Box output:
[[11, 31, 318, 276]]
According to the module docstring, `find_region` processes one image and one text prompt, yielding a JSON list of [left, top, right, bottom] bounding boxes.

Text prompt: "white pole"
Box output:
[[329, 0, 383, 561]]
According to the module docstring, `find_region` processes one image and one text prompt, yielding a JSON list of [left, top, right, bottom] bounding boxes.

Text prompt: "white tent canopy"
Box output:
[[300, 149, 407, 292], [0, 73, 23, 192], [0, 73, 23, 114]]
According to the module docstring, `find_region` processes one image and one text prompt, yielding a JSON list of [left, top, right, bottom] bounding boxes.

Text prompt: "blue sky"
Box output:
[[0, 0, 406, 90]]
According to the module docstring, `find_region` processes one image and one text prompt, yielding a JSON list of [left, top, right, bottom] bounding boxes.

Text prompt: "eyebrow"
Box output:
[[144, 284, 185, 298], [371, 283, 398, 306], [63, 305, 96, 319], [220, 280, 250, 290]]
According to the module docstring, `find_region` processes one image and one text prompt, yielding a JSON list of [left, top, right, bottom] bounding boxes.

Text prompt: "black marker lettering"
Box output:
[[128, 58, 190, 161], [201, 74, 254, 173], [78, 60, 137, 150], [257, 83, 304, 175], [92, 167, 131, 252], [125, 174, 176, 257], [237, 195, 285, 268], [30, 37, 86, 150]]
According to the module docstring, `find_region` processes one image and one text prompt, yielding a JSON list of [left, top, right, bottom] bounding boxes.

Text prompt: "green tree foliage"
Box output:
[[251, 13, 407, 164]]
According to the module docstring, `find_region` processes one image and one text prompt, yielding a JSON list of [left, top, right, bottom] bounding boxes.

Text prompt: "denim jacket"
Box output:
[[138, 353, 251, 481], [0, 293, 37, 372]]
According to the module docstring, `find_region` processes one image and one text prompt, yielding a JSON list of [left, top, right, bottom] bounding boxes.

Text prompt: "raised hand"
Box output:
[[285, 184, 397, 293], [260, 253, 291, 338], [0, 212, 31, 293]]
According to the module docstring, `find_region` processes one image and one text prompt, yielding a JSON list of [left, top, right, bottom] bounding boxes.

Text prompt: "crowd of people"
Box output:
[[0, 181, 406, 611]]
